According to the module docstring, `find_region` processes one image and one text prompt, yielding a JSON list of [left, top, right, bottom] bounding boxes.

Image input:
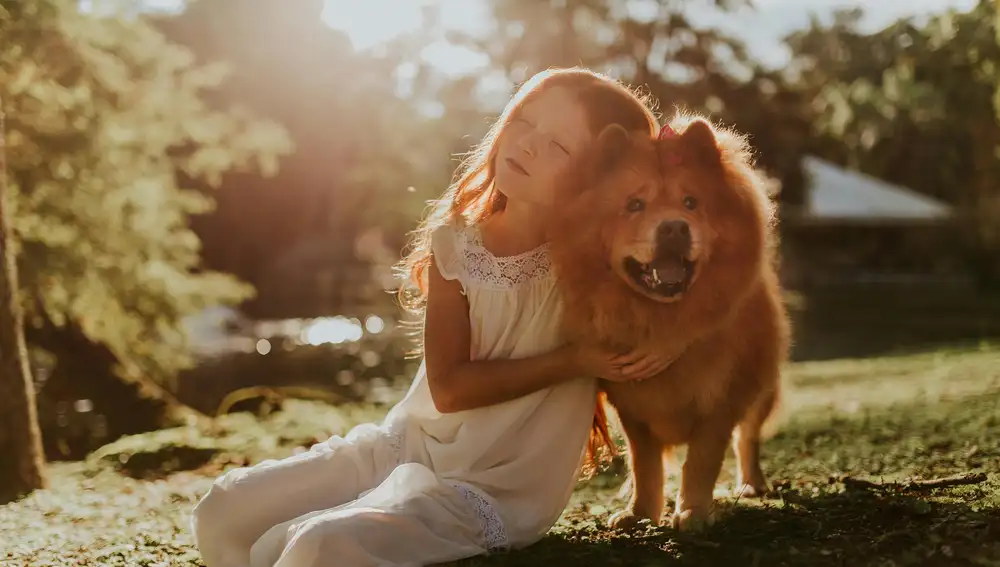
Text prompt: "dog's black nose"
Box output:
[[656, 220, 691, 253]]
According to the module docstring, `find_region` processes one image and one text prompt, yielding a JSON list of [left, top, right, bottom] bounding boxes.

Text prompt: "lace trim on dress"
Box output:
[[459, 226, 551, 290], [381, 427, 508, 552], [445, 480, 510, 552]]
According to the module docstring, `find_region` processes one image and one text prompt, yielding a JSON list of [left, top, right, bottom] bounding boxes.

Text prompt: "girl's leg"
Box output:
[[249, 463, 502, 567], [191, 423, 400, 567]]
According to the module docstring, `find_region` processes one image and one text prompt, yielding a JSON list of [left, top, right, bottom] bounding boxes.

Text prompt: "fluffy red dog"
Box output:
[[548, 115, 791, 531]]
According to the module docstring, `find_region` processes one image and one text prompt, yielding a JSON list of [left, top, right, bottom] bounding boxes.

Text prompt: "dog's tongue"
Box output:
[[651, 258, 687, 284]]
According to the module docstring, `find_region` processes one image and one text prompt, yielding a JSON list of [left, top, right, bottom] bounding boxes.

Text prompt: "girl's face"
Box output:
[[494, 86, 593, 208]]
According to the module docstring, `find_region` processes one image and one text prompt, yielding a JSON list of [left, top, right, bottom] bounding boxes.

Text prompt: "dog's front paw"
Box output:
[[735, 480, 770, 498], [608, 511, 649, 531], [670, 507, 715, 532]]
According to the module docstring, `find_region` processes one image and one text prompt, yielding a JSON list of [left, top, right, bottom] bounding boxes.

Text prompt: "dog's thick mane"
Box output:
[[549, 113, 779, 348]]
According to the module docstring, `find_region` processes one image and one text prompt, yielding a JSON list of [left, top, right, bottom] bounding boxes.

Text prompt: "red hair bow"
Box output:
[[658, 123, 681, 164]]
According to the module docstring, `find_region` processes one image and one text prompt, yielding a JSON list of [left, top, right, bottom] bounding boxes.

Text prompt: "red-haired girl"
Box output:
[[192, 67, 674, 567]]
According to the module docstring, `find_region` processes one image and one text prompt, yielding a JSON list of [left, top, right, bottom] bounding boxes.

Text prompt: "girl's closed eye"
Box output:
[[516, 121, 570, 158]]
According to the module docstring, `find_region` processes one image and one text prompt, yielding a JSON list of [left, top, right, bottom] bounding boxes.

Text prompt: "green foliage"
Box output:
[[153, 0, 458, 316], [0, 0, 292, 384], [786, 0, 1000, 279]]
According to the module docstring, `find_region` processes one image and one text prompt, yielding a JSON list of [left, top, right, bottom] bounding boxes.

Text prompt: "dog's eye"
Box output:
[[683, 196, 698, 210], [626, 198, 645, 213]]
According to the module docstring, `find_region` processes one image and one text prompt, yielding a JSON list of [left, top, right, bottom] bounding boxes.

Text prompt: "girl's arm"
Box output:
[[423, 256, 588, 413]]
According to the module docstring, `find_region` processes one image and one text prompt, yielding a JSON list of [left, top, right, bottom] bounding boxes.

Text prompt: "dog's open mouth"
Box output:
[[624, 255, 695, 297]]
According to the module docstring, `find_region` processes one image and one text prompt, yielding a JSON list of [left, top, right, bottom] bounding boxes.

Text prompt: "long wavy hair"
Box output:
[[394, 67, 660, 473]]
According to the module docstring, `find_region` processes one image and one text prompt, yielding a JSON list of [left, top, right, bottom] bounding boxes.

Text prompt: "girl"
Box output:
[[191, 67, 673, 567]]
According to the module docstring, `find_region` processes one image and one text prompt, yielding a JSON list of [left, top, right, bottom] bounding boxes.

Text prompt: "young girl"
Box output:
[[191, 67, 674, 567]]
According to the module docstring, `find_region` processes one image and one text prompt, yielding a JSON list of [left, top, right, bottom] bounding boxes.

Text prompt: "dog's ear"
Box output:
[[595, 123, 631, 170], [679, 119, 720, 165]]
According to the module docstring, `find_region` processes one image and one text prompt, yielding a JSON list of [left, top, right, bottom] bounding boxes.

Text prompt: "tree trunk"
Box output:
[[0, 97, 47, 504]]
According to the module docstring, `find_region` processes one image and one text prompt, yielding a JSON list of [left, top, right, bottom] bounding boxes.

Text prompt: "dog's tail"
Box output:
[[582, 391, 617, 478]]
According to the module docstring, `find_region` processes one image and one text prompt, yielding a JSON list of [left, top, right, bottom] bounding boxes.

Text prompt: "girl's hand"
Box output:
[[606, 347, 676, 382], [573, 343, 676, 382]]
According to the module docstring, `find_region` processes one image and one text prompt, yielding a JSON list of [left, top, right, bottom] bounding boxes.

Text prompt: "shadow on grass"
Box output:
[[449, 387, 1000, 567], [446, 482, 999, 567]]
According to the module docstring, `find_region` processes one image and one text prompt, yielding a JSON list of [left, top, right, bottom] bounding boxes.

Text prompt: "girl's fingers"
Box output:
[[610, 350, 643, 366], [622, 355, 658, 378], [622, 354, 674, 379]]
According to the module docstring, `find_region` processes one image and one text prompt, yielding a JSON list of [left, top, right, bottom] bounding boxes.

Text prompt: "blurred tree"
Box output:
[[155, 0, 448, 318], [0, 95, 47, 503], [0, 0, 291, 450], [787, 0, 1000, 286], [449, 0, 810, 206]]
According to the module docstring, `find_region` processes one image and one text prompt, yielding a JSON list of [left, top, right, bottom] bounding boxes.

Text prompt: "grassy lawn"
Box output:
[[3, 344, 999, 566]]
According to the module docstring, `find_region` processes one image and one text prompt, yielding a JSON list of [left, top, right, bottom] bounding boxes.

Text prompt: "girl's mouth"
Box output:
[[506, 158, 530, 177]]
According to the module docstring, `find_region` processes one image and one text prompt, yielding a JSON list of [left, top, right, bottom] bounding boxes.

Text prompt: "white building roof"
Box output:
[[800, 155, 953, 223]]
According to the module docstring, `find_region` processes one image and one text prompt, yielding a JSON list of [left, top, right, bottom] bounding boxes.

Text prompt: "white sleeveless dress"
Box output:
[[190, 222, 598, 567]]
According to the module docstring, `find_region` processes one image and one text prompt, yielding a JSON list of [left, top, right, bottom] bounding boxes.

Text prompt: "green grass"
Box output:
[[3, 344, 1000, 566]]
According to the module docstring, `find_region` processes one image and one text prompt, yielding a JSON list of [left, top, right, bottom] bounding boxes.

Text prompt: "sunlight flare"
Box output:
[[321, 0, 490, 76], [321, 0, 426, 50]]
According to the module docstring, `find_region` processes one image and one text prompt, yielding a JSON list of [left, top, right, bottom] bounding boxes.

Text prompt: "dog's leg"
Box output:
[[608, 418, 664, 530], [733, 388, 777, 498], [614, 447, 676, 504], [672, 428, 730, 532]]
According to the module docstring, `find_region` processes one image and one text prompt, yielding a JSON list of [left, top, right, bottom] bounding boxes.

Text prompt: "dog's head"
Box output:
[[551, 115, 773, 305]]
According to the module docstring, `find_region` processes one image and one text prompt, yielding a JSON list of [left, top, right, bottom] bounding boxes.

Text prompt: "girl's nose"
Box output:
[[518, 135, 537, 158]]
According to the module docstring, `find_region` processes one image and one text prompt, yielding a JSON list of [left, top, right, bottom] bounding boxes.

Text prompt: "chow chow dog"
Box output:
[[548, 115, 791, 532]]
